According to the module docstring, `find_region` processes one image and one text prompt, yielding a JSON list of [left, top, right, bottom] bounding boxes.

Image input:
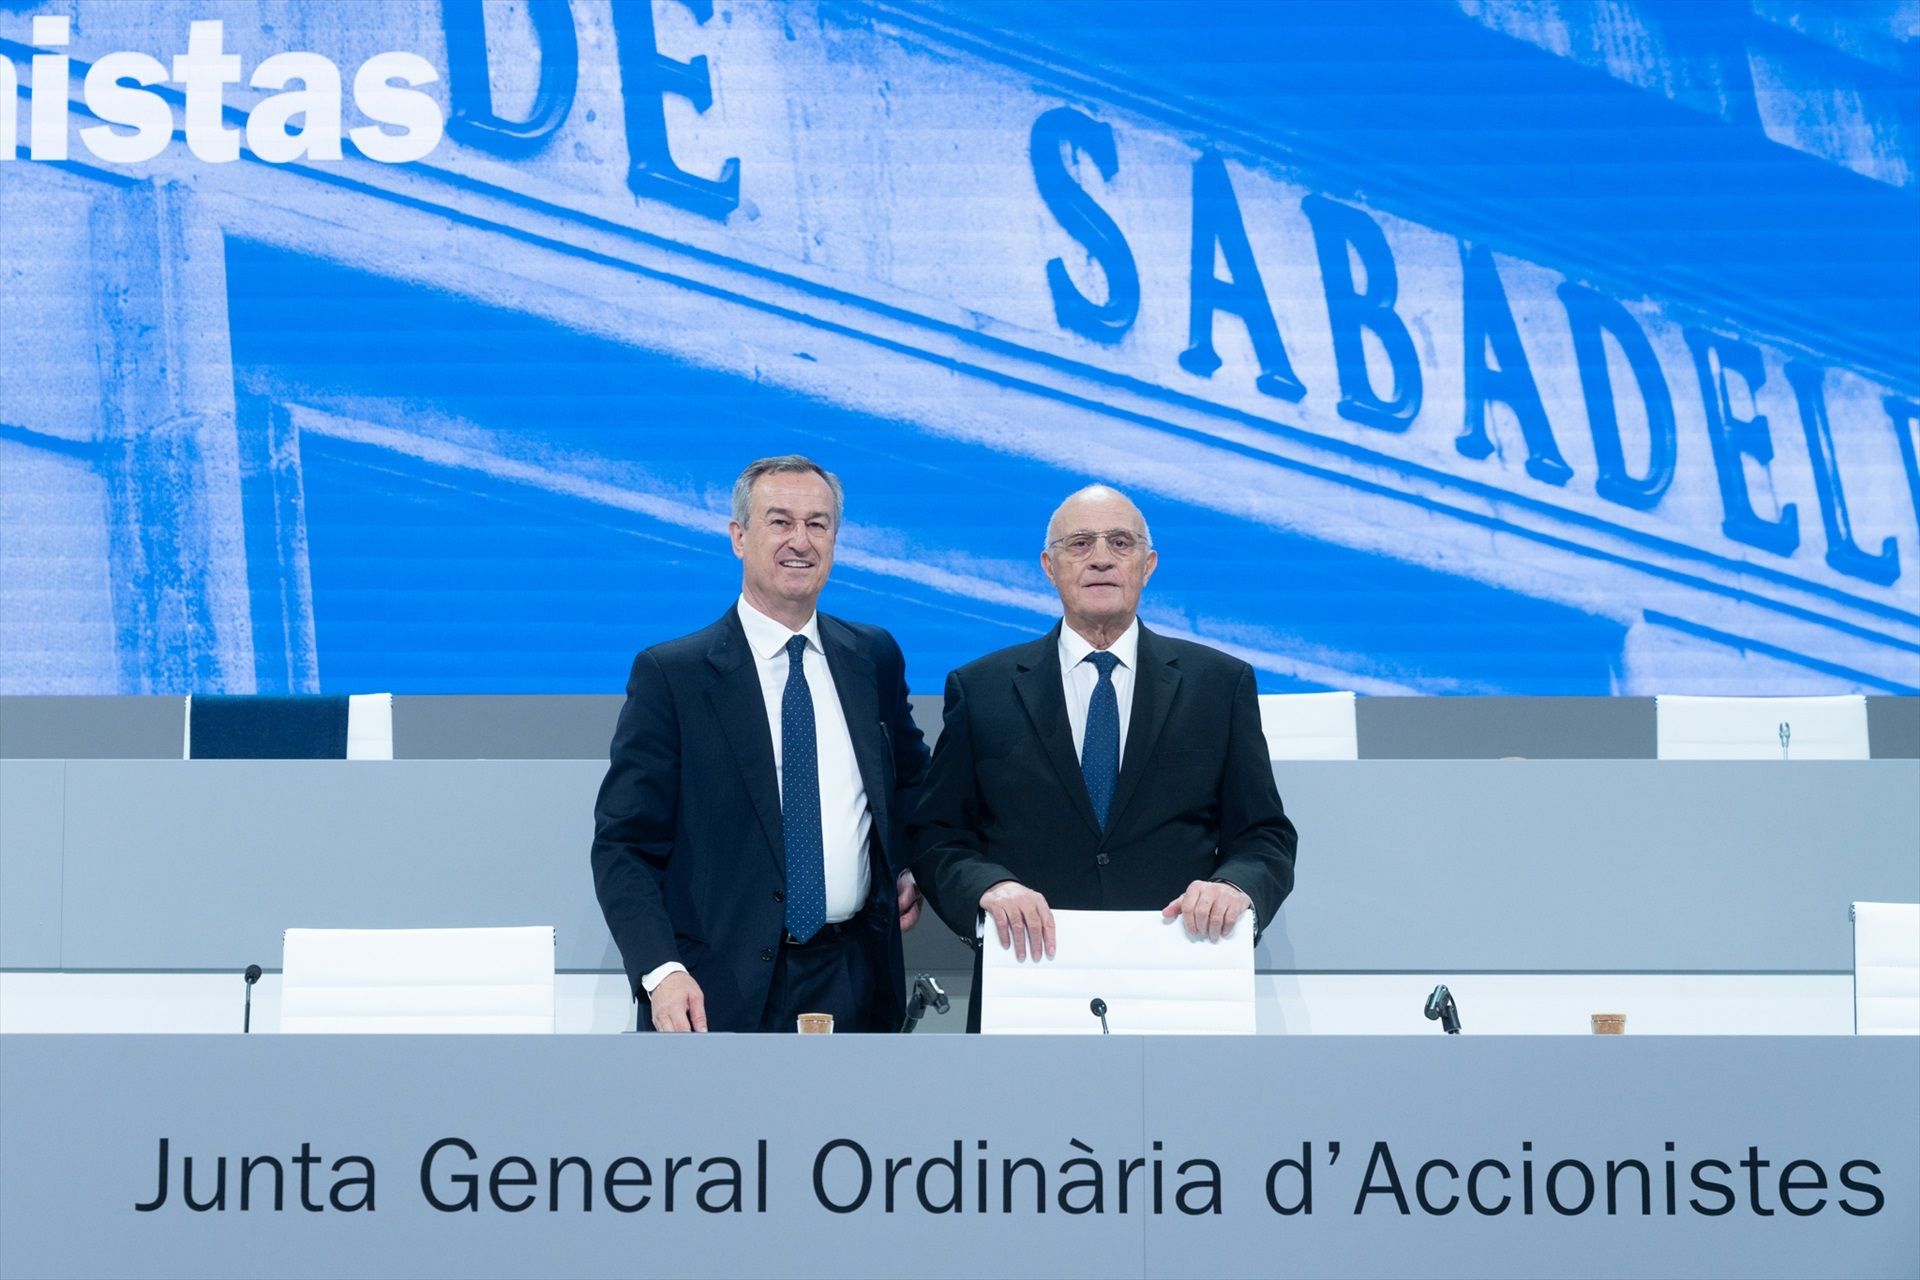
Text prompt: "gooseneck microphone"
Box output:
[[243, 964, 263, 1034], [1424, 983, 1462, 1035], [1089, 997, 1110, 1035], [900, 974, 950, 1033]]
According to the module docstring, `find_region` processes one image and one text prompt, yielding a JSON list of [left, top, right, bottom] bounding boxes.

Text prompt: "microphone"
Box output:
[[899, 974, 950, 1033], [1089, 997, 1109, 1035], [1424, 984, 1461, 1035], [243, 964, 262, 1034]]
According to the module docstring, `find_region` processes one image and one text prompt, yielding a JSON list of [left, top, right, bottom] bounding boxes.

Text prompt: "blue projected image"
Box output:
[[1, 0, 1915, 697], [229, 242, 1626, 694]]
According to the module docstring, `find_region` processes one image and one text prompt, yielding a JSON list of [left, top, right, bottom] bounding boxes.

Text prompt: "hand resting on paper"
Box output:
[[979, 880, 1056, 961], [1161, 880, 1253, 941]]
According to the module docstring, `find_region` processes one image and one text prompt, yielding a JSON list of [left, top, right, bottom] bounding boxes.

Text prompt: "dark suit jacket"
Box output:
[[591, 606, 930, 1032], [909, 622, 1297, 1028]]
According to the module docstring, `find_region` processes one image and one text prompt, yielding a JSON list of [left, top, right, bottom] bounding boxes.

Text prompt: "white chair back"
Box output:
[[345, 693, 394, 760], [980, 910, 1255, 1034], [1257, 691, 1359, 760], [1655, 694, 1869, 760], [280, 926, 555, 1033], [1852, 902, 1920, 1035]]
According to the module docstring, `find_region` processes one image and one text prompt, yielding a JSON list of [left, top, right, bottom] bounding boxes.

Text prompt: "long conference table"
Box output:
[[1, 1034, 1915, 1279], [2, 754, 1917, 1276]]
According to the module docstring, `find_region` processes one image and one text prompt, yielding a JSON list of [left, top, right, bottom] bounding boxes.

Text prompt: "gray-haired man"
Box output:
[[591, 455, 931, 1032]]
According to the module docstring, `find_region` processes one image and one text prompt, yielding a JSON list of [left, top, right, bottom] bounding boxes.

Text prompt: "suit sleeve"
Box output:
[[882, 631, 932, 855], [589, 649, 683, 998], [1210, 663, 1298, 936], [908, 668, 1020, 940]]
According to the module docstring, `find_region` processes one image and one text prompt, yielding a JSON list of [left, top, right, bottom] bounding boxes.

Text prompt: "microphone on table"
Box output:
[[900, 974, 950, 1033], [1424, 983, 1462, 1035], [243, 964, 262, 1034], [1089, 997, 1110, 1035]]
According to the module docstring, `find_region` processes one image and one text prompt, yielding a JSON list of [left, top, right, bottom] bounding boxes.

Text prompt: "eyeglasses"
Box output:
[[1046, 529, 1149, 560]]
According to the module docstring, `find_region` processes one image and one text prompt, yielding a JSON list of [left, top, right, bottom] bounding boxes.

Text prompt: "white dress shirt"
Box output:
[[1059, 618, 1139, 763], [641, 597, 876, 997]]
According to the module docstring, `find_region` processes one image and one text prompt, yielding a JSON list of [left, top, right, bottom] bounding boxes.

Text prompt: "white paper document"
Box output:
[[979, 908, 1256, 1035]]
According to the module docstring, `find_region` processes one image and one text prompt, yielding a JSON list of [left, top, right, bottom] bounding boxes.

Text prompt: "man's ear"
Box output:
[[1140, 548, 1158, 587], [729, 520, 747, 560], [1040, 550, 1057, 587]]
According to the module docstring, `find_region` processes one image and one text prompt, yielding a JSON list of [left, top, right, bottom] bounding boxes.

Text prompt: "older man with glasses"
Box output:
[[908, 484, 1298, 1031]]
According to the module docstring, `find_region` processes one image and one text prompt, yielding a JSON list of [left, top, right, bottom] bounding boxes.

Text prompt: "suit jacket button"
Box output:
[[772, 889, 785, 902], [1096, 853, 1111, 866], [759, 948, 775, 962]]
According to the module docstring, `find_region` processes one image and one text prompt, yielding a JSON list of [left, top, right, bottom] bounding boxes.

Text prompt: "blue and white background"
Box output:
[[3, 0, 1917, 698]]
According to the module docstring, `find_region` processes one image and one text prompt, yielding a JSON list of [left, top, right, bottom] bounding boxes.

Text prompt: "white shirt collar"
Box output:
[[737, 593, 823, 660], [1058, 616, 1139, 673]]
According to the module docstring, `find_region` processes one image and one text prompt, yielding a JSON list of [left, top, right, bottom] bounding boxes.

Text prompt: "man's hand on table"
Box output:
[[650, 971, 708, 1032]]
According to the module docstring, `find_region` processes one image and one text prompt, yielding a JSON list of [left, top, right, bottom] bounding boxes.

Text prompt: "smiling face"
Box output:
[[731, 470, 838, 626], [1041, 487, 1157, 643]]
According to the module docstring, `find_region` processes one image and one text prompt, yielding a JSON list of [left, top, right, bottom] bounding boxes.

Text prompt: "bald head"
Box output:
[[1044, 485, 1153, 548], [1040, 484, 1158, 648]]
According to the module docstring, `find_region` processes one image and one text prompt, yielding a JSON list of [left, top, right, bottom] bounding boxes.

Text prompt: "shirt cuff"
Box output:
[[1213, 880, 1257, 926], [640, 961, 688, 996]]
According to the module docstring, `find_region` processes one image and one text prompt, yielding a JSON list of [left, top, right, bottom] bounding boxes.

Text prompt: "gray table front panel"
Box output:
[[1266, 759, 1920, 972], [0, 696, 185, 759], [0, 760, 64, 967], [57, 761, 614, 972], [15, 760, 1918, 974], [1355, 695, 1655, 759], [0, 1035, 1912, 1280], [8, 696, 1917, 760]]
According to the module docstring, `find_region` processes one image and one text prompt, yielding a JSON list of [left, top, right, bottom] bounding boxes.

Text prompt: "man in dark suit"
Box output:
[[591, 456, 930, 1033], [910, 484, 1297, 1030]]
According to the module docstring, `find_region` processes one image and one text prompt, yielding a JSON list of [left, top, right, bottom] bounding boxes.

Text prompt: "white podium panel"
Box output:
[[280, 926, 555, 1034], [1853, 901, 1920, 1035], [982, 909, 1254, 1035], [1655, 694, 1870, 759], [1257, 692, 1360, 760]]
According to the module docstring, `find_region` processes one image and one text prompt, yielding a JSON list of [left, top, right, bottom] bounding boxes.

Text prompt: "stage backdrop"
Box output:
[[3, 1, 1917, 697]]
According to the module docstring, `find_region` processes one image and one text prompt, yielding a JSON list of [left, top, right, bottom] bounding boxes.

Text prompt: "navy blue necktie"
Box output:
[[1082, 650, 1121, 828], [781, 635, 827, 942]]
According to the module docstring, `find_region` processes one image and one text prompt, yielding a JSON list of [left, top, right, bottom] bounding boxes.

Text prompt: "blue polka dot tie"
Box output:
[[781, 635, 827, 943], [1082, 650, 1121, 829]]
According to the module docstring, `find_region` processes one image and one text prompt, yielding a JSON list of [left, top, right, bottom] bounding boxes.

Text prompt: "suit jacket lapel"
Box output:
[[1107, 623, 1180, 834], [1013, 627, 1103, 837], [819, 614, 888, 846], [705, 609, 785, 874]]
